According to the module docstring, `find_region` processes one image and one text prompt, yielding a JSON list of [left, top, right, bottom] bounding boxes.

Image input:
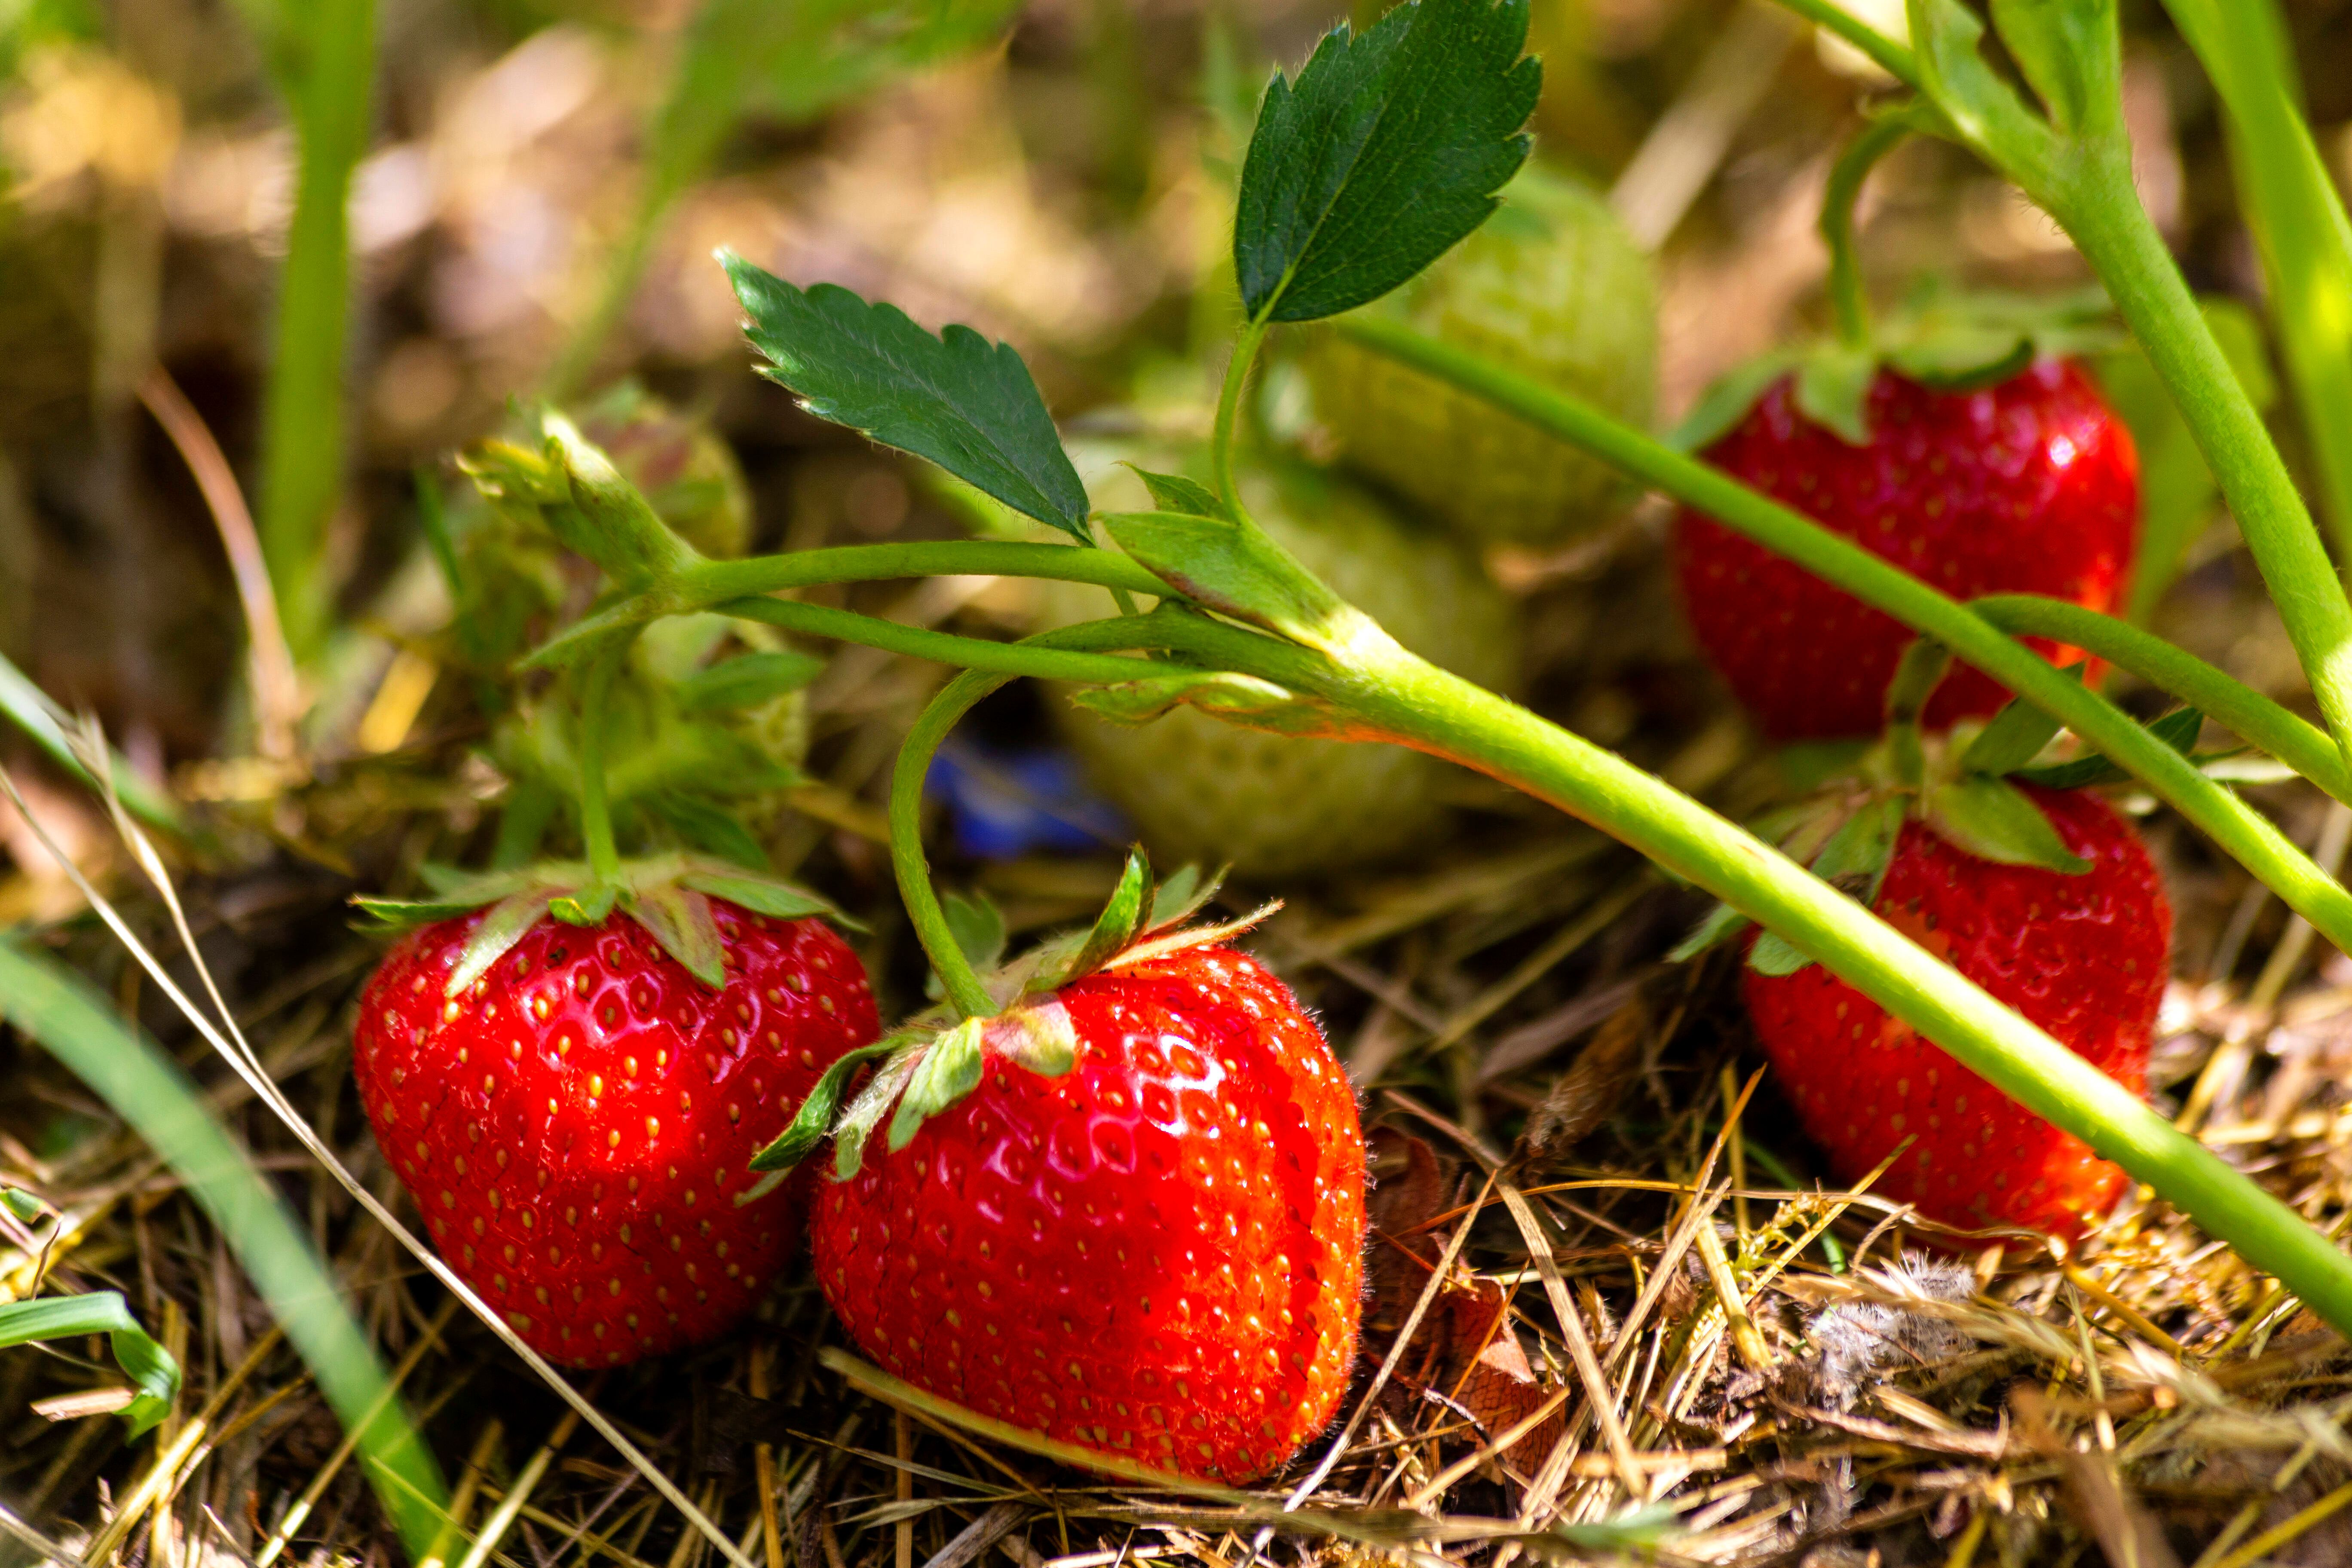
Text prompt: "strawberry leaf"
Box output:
[[2013, 706, 2202, 789], [1145, 864, 1228, 933], [942, 891, 1008, 974], [1925, 776, 2091, 873], [1668, 901, 1751, 962], [678, 866, 859, 928], [1127, 466, 1229, 520], [644, 793, 771, 871], [447, 891, 559, 996], [551, 883, 619, 925], [1962, 671, 2080, 777], [1793, 346, 1877, 447], [674, 651, 827, 714], [1813, 795, 1904, 906], [631, 884, 728, 987], [1096, 510, 1354, 652], [887, 1016, 986, 1152], [1747, 930, 1813, 977], [724, 254, 1090, 538], [834, 1046, 925, 1179], [982, 998, 1080, 1076], [1669, 355, 1794, 453], [1064, 848, 1152, 978], [1233, 0, 1538, 324], [746, 1038, 904, 1175], [1067, 668, 1337, 734]]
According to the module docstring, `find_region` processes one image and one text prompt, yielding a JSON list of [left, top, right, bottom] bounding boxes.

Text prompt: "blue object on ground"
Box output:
[[925, 742, 1129, 859]]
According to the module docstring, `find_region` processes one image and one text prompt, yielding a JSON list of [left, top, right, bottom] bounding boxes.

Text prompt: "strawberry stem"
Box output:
[[576, 645, 624, 887], [1819, 115, 1909, 348], [1332, 312, 2352, 959], [890, 668, 1014, 1020], [1973, 594, 2352, 804], [1210, 314, 1271, 518]]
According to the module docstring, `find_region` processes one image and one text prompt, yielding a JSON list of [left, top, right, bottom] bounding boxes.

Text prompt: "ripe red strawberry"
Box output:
[[1743, 784, 2168, 1242], [355, 901, 879, 1366], [1674, 360, 2138, 739], [811, 945, 1366, 1483]]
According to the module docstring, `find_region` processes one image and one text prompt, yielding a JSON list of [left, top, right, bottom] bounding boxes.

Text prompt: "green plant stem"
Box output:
[[1044, 606, 2352, 1335], [576, 648, 624, 885], [889, 669, 1015, 1020], [1211, 315, 1271, 516], [2052, 173, 2352, 775], [713, 597, 1183, 687], [1767, 0, 1920, 85], [1336, 314, 2352, 952], [524, 541, 1170, 670], [2159, 0, 2352, 560], [1821, 116, 1911, 346], [0, 941, 447, 1557], [1972, 594, 2352, 803], [257, 0, 377, 662]]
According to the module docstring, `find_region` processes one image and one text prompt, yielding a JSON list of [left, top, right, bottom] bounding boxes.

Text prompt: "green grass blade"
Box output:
[[0, 941, 447, 1557], [0, 1292, 181, 1437], [255, 0, 378, 660]]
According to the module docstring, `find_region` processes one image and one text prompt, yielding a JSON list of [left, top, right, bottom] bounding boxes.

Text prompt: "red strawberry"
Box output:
[[811, 945, 1366, 1483], [1744, 784, 2168, 1242], [1674, 360, 2138, 740], [355, 901, 879, 1366]]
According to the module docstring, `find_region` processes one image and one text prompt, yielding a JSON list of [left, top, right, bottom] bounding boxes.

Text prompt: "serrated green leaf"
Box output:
[[1793, 345, 1878, 446], [630, 884, 728, 987], [1128, 466, 1230, 519], [1748, 931, 1814, 976], [887, 1016, 986, 1151], [1234, 0, 1539, 324], [725, 255, 1088, 537], [1926, 775, 2091, 873], [747, 1038, 903, 1174], [1096, 511, 1354, 653], [942, 891, 1008, 974], [1963, 690, 2068, 778], [834, 1046, 925, 1179], [1668, 902, 1751, 962], [447, 891, 558, 997], [0, 1292, 181, 1439], [1669, 354, 1794, 453], [675, 651, 827, 713]]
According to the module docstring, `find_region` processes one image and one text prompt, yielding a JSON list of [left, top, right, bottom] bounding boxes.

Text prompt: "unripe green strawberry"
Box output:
[[1303, 164, 1656, 546], [1039, 447, 1517, 879]]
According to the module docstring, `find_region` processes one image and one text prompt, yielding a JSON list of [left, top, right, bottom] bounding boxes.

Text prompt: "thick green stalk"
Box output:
[[1973, 594, 2352, 805], [889, 670, 1016, 1020], [1046, 607, 2352, 1335], [257, 0, 377, 660], [2159, 0, 2352, 560], [2053, 175, 2352, 773], [576, 649, 624, 885], [525, 541, 1170, 671], [1337, 315, 2352, 952]]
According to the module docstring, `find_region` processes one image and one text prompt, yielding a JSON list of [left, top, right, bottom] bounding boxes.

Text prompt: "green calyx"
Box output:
[[352, 853, 854, 995], [745, 853, 1272, 1184]]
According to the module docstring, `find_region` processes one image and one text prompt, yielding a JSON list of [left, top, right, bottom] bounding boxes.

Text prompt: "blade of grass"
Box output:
[[0, 939, 447, 1559], [255, 0, 377, 660]]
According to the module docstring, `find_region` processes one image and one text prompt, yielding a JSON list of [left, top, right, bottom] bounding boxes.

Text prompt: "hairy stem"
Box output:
[[1211, 315, 1271, 516], [576, 649, 624, 886], [1336, 314, 2352, 952], [1972, 594, 2352, 803], [890, 671, 1015, 1021]]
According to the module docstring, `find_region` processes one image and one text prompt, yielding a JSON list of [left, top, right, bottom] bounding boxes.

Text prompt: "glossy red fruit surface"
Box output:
[[812, 946, 1366, 1483], [1744, 786, 2168, 1242], [355, 903, 879, 1366], [1674, 361, 2138, 739]]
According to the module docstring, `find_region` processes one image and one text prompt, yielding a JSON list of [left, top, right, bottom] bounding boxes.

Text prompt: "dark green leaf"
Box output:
[[2011, 706, 2203, 789], [888, 1017, 986, 1151], [1793, 345, 1877, 446], [1061, 848, 1152, 980], [1668, 902, 1752, 962], [2150, 705, 2206, 753], [1811, 796, 1904, 907], [725, 255, 1088, 537], [1911, 0, 2057, 180], [1127, 466, 1230, 519], [1986, 0, 2119, 137], [1096, 511, 1353, 652], [675, 651, 827, 714], [1963, 683, 2073, 778], [942, 891, 1008, 974], [747, 1039, 903, 1173], [1234, 0, 1539, 323], [1926, 775, 2091, 873], [1145, 864, 1228, 933]]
